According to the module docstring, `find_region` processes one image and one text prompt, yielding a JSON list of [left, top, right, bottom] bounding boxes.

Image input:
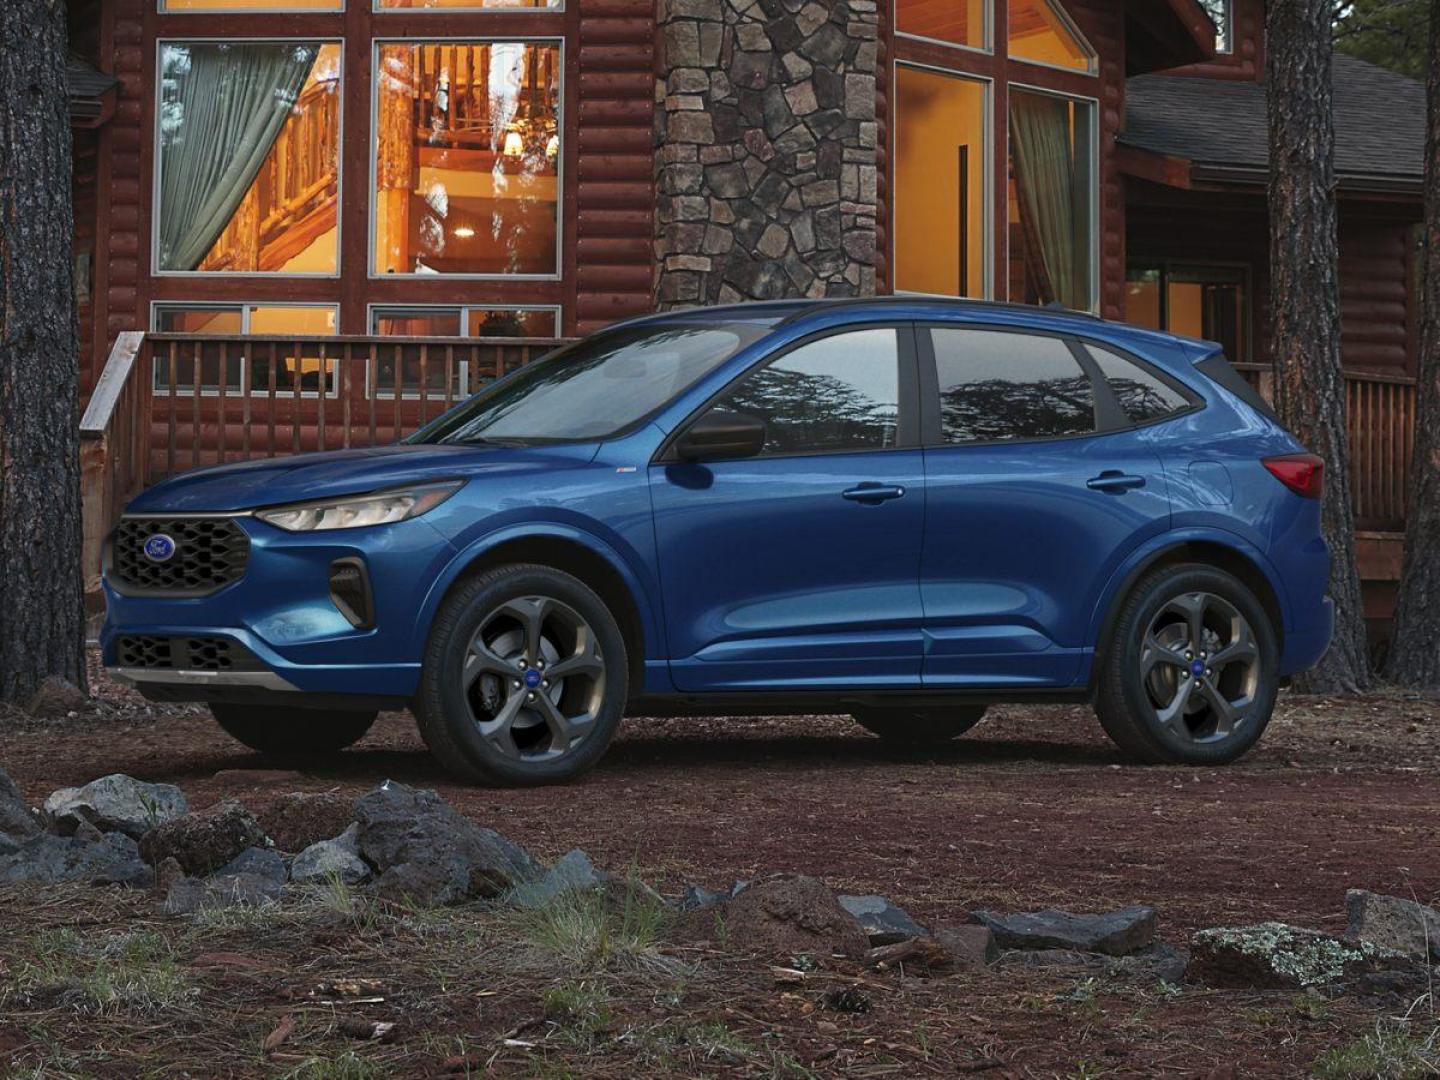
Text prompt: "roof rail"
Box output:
[[774, 294, 1103, 326]]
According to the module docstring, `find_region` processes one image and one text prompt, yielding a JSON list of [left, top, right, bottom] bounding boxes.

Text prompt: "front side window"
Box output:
[[157, 42, 341, 274], [931, 327, 1094, 443], [717, 328, 901, 456], [374, 41, 562, 276], [415, 324, 763, 444], [1085, 343, 1193, 424], [1008, 88, 1097, 312]]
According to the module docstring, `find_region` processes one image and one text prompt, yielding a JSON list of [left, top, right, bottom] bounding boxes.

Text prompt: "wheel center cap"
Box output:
[[523, 668, 543, 689], [1190, 660, 1206, 678]]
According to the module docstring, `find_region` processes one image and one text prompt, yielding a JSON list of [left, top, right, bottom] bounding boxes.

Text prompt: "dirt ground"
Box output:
[[2, 665, 1438, 1077]]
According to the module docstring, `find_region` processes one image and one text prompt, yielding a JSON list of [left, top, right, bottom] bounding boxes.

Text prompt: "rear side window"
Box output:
[[930, 327, 1094, 443], [1086, 343, 1193, 424], [717, 327, 901, 455]]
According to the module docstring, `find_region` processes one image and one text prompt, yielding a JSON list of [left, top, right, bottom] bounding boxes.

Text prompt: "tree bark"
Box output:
[[1383, 0, 1440, 686], [1266, 0, 1370, 693], [0, 0, 86, 703]]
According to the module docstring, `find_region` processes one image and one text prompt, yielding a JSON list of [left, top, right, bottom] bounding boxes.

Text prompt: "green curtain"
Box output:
[[157, 43, 318, 272], [1009, 90, 1083, 309]]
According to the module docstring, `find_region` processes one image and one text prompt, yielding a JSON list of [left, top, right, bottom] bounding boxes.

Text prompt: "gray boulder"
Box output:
[[507, 849, 606, 910], [0, 831, 150, 887], [1345, 889, 1440, 962], [1188, 922, 1405, 989], [934, 925, 999, 968], [138, 799, 266, 876], [678, 883, 729, 913], [165, 871, 283, 915], [214, 846, 287, 887], [838, 895, 929, 945], [292, 824, 370, 887], [974, 905, 1157, 957], [352, 781, 540, 905], [0, 766, 41, 839], [997, 942, 1189, 984], [43, 774, 188, 839]]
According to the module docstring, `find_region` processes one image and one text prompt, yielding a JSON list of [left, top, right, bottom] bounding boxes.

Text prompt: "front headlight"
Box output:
[[256, 481, 463, 532]]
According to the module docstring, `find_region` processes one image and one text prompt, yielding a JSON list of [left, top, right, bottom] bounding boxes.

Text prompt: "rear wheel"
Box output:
[[414, 563, 628, 786], [1095, 563, 1278, 765], [210, 704, 377, 757], [853, 706, 987, 745]]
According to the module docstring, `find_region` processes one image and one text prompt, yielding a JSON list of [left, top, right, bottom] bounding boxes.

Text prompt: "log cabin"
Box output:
[[65, 0, 1424, 644]]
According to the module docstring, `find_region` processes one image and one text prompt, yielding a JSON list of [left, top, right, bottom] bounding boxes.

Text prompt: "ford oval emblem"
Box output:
[[143, 533, 177, 564]]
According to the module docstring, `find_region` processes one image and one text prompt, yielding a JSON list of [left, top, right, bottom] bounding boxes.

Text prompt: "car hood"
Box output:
[[125, 443, 601, 514]]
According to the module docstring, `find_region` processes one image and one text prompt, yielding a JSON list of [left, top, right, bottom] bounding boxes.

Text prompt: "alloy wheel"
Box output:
[[463, 594, 606, 761], [1140, 591, 1261, 745]]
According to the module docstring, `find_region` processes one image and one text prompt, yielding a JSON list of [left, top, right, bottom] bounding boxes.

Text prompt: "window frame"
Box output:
[[367, 35, 566, 283], [894, 0, 993, 58], [1005, 0, 1099, 77], [149, 300, 343, 397], [365, 303, 561, 400], [1125, 259, 1253, 365], [657, 322, 923, 464], [151, 36, 346, 279], [366, 302, 562, 338]]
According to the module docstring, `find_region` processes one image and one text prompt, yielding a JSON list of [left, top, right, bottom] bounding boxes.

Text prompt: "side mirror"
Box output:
[[675, 410, 766, 462]]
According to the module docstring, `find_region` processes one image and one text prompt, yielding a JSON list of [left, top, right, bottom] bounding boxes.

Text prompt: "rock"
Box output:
[[1345, 889, 1440, 962], [0, 831, 150, 887], [23, 678, 90, 720], [507, 849, 607, 910], [138, 799, 266, 877], [838, 895, 928, 945], [43, 774, 189, 839], [352, 781, 540, 906], [154, 856, 185, 895], [1187, 922, 1406, 990], [255, 791, 355, 853], [934, 925, 998, 968], [165, 871, 283, 915], [0, 766, 41, 838], [693, 872, 870, 960], [291, 824, 371, 887], [679, 883, 728, 913], [215, 846, 287, 887], [974, 905, 1157, 957], [998, 943, 1190, 984]]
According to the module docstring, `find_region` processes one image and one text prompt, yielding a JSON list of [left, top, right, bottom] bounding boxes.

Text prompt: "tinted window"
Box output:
[[931, 328, 1094, 443], [1086, 344, 1193, 424], [717, 328, 900, 455]]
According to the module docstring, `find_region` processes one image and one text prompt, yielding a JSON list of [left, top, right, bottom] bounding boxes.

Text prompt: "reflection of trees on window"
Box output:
[[1086, 344, 1190, 424], [939, 375, 1093, 442], [725, 368, 899, 454], [1197, 0, 1231, 53]]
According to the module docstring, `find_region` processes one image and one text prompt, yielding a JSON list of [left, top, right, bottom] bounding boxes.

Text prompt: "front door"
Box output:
[[917, 324, 1177, 687], [651, 325, 927, 692]]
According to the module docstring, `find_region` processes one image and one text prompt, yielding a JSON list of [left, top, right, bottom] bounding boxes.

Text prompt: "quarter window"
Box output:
[[1086, 344, 1192, 425], [718, 329, 901, 456], [931, 327, 1094, 443]]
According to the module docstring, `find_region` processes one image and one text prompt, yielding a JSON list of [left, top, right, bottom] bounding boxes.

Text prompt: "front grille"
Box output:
[[109, 517, 249, 596], [115, 635, 264, 672]]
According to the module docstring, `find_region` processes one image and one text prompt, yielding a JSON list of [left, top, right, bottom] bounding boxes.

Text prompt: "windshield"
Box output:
[[411, 323, 766, 445]]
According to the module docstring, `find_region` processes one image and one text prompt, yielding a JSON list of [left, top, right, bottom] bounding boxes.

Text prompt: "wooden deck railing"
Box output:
[[79, 331, 150, 587], [144, 333, 568, 480]]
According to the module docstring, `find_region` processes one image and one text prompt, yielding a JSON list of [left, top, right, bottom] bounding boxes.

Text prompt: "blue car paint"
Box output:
[[102, 298, 1333, 702]]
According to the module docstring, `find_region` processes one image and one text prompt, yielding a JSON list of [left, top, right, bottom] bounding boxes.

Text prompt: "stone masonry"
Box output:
[[654, 0, 879, 307]]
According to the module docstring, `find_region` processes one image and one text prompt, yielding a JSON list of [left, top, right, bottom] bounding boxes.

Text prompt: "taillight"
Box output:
[[1263, 453, 1324, 499]]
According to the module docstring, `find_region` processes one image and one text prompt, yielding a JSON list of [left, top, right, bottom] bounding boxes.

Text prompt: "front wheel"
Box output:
[[853, 706, 987, 745], [414, 564, 629, 787], [1094, 563, 1279, 765], [210, 704, 377, 757]]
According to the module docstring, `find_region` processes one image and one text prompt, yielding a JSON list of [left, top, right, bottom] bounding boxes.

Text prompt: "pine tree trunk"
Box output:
[[1266, 0, 1370, 693], [1383, 0, 1440, 687], [0, 0, 86, 703]]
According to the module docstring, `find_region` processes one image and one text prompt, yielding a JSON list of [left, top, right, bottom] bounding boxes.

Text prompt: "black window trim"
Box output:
[[654, 320, 923, 464]]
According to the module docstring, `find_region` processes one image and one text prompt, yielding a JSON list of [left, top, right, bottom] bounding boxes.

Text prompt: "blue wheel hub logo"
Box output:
[[142, 533, 177, 564], [523, 668, 543, 689], [1190, 659, 1206, 679]]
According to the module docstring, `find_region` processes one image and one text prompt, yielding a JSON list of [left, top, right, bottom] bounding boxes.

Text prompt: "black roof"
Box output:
[[1123, 54, 1425, 193], [66, 56, 117, 124]]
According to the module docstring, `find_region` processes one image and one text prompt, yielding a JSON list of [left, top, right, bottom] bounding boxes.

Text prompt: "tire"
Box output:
[[1094, 562, 1279, 766], [853, 705, 987, 745], [413, 563, 629, 786], [210, 704, 377, 757]]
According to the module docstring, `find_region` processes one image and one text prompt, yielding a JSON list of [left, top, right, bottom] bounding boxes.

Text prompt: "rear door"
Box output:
[[651, 324, 928, 692], [917, 325, 1181, 688]]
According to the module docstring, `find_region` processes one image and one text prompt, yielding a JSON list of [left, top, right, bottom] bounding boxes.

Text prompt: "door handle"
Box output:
[[842, 483, 907, 504], [1086, 471, 1146, 493]]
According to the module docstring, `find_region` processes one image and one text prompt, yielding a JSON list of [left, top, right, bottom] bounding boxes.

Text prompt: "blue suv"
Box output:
[[102, 298, 1333, 785]]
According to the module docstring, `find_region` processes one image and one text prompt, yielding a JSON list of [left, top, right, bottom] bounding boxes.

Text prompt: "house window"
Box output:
[[151, 303, 339, 393], [373, 40, 562, 277], [894, 65, 988, 298], [1198, 0, 1233, 54], [1126, 263, 1250, 363], [370, 305, 559, 338], [160, 0, 341, 9], [376, 0, 559, 9], [156, 42, 341, 274], [896, 0, 987, 51], [1008, 88, 1097, 311], [1007, 0, 1097, 74]]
